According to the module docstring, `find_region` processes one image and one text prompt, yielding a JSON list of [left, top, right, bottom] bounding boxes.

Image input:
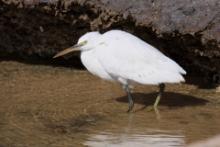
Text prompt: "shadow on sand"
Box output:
[[116, 92, 209, 111]]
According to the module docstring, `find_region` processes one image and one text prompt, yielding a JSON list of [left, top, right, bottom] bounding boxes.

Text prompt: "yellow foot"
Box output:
[[146, 106, 158, 112]]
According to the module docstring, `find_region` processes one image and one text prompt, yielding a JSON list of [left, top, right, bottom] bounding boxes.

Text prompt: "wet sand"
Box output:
[[0, 61, 220, 147]]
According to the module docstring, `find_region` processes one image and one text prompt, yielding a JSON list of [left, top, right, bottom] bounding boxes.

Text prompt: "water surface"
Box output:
[[0, 61, 219, 147]]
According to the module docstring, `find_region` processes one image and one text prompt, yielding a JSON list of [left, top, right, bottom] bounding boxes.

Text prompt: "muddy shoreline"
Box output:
[[0, 61, 220, 146]]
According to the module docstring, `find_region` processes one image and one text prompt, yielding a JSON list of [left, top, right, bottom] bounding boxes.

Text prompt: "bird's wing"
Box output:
[[96, 30, 186, 85]]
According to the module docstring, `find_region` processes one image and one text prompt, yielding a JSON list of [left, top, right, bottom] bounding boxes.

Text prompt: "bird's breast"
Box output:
[[80, 50, 113, 81]]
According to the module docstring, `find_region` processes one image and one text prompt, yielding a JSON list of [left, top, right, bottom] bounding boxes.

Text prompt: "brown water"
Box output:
[[0, 61, 220, 147]]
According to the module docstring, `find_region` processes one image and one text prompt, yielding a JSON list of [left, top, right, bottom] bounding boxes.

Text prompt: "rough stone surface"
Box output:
[[0, 0, 219, 85]]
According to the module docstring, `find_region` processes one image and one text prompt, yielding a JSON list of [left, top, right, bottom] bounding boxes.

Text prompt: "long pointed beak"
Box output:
[[53, 41, 87, 58]]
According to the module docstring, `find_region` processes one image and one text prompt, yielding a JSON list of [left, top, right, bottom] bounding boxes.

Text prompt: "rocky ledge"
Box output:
[[0, 0, 219, 85]]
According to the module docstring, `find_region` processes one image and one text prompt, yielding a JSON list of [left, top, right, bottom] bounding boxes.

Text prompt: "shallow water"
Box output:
[[0, 61, 220, 147]]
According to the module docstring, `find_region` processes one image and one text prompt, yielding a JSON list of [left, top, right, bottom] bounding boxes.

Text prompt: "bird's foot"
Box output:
[[127, 102, 134, 113], [146, 106, 159, 112], [146, 106, 154, 112]]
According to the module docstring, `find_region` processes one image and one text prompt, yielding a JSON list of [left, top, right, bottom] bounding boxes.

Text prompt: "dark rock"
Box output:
[[0, 0, 219, 85]]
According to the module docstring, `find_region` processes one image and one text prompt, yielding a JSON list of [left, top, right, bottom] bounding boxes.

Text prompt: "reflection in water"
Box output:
[[85, 131, 185, 147], [84, 114, 185, 147]]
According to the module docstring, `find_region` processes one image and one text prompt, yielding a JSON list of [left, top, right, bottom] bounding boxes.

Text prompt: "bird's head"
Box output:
[[53, 31, 101, 58]]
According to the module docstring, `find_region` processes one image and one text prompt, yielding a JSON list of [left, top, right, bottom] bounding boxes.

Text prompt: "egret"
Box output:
[[53, 30, 186, 112]]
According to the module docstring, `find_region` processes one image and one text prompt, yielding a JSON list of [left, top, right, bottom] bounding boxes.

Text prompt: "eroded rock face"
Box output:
[[0, 0, 219, 85]]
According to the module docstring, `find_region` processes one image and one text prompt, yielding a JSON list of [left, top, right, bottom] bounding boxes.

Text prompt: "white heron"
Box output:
[[53, 30, 186, 112]]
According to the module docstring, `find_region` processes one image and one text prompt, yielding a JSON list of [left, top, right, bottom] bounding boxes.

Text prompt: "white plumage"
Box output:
[[54, 30, 186, 111], [93, 30, 185, 85]]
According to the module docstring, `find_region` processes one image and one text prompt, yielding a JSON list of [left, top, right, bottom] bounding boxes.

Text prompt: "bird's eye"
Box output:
[[78, 40, 87, 46], [80, 40, 87, 45]]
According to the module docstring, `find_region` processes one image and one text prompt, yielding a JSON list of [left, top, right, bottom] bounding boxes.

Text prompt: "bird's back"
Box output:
[[96, 30, 186, 85]]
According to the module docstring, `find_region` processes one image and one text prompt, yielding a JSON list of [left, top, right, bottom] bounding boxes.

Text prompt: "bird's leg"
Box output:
[[124, 85, 134, 112], [154, 83, 165, 109]]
